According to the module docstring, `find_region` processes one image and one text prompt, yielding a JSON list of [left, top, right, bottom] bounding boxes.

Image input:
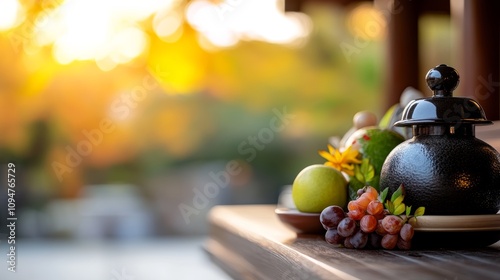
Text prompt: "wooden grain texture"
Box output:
[[205, 205, 500, 280]]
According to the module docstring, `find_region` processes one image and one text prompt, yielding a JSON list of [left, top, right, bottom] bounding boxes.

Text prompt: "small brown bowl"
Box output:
[[275, 208, 325, 234]]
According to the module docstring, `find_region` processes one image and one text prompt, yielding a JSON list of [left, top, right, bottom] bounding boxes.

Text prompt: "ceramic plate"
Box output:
[[409, 214, 500, 248], [409, 214, 500, 232], [275, 208, 324, 234]]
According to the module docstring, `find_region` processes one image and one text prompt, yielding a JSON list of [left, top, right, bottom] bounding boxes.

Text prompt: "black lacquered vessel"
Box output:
[[380, 64, 500, 215]]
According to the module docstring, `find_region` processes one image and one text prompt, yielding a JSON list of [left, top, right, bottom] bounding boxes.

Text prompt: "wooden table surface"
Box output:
[[205, 205, 500, 280]]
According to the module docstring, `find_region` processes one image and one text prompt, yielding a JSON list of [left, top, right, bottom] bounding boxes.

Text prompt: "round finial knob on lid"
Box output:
[[394, 64, 491, 126], [425, 64, 460, 97]]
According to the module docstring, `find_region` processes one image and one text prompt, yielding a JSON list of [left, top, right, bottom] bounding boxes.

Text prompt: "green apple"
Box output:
[[292, 164, 348, 213]]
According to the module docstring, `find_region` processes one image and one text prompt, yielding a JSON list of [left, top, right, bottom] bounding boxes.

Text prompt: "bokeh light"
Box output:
[[0, 0, 23, 30], [186, 0, 312, 49], [346, 3, 387, 41], [33, 0, 165, 70], [153, 7, 184, 43], [18, 0, 313, 69]]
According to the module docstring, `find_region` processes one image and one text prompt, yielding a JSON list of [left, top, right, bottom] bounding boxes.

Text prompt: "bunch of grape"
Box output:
[[320, 186, 423, 250]]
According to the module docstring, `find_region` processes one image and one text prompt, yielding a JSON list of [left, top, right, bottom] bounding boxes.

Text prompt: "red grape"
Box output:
[[376, 219, 387, 235], [337, 218, 356, 237], [357, 196, 370, 210], [325, 229, 345, 245], [344, 237, 354, 249], [347, 209, 365, 221], [356, 188, 365, 197], [400, 223, 414, 242], [320, 206, 345, 229], [350, 230, 368, 249], [381, 234, 398, 249], [397, 238, 412, 250], [347, 201, 362, 212], [360, 215, 377, 233], [382, 215, 404, 235], [320, 184, 421, 251], [364, 186, 378, 200], [367, 200, 383, 216], [361, 192, 376, 202]]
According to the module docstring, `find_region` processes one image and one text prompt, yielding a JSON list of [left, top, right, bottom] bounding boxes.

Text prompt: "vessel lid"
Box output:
[[394, 64, 492, 127]]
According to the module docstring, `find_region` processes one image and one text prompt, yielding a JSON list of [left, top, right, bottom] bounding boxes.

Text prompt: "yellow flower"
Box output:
[[318, 144, 362, 176]]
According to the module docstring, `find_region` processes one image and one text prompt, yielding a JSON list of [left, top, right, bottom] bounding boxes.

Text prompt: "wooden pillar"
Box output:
[[462, 0, 500, 120], [284, 0, 302, 12], [381, 0, 420, 111]]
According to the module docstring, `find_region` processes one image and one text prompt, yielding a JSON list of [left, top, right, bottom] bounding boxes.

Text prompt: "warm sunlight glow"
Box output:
[[34, 0, 166, 70], [19, 0, 312, 69], [0, 0, 23, 30], [185, 0, 311, 49], [153, 9, 184, 42], [346, 3, 386, 41]]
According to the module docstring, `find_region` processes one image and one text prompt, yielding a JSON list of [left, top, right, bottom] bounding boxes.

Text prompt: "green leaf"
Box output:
[[379, 188, 388, 203], [360, 158, 369, 174], [393, 195, 404, 208], [394, 203, 406, 215], [379, 104, 398, 129], [385, 200, 394, 214], [354, 165, 365, 183], [364, 164, 375, 183], [405, 205, 412, 217], [414, 206, 425, 217], [390, 184, 403, 202], [355, 159, 375, 184]]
